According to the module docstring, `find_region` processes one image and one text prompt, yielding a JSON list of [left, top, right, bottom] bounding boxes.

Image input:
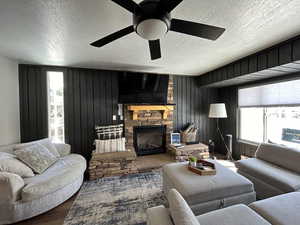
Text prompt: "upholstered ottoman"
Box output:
[[163, 160, 256, 215]]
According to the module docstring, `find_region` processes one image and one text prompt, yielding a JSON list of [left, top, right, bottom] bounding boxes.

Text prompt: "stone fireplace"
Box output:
[[124, 77, 174, 155]]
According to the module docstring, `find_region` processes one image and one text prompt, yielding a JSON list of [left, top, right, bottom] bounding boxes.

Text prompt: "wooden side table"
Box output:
[[167, 143, 210, 162]]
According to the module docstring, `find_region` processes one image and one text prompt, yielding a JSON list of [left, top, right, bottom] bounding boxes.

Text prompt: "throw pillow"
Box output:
[[95, 137, 126, 153], [14, 138, 60, 158], [0, 152, 34, 178], [168, 189, 200, 225], [15, 144, 57, 174]]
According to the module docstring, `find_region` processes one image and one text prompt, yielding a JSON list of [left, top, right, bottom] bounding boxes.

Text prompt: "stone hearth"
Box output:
[[124, 77, 174, 154]]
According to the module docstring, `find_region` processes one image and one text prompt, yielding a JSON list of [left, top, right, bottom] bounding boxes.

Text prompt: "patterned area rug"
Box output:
[[63, 170, 166, 225]]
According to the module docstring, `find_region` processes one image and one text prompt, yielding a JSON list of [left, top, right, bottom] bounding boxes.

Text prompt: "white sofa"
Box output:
[[0, 142, 86, 224], [236, 143, 300, 199], [147, 189, 300, 225]]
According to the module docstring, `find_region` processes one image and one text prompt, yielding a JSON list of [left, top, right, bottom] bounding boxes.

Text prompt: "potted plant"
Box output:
[[189, 156, 197, 167]]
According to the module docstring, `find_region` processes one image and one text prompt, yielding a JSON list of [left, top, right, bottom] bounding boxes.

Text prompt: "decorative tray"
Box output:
[[188, 159, 216, 176]]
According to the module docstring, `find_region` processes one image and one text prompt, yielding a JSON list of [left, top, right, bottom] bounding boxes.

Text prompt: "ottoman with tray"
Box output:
[[163, 160, 256, 215]]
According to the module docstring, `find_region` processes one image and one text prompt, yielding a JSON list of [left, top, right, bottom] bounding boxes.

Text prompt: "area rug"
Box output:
[[63, 170, 166, 225]]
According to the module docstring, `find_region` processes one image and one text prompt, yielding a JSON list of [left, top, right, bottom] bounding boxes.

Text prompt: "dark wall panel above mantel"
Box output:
[[197, 35, 300, 87]]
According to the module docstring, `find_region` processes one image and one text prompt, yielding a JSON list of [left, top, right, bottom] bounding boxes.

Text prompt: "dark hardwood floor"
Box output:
[[14, 194, 77, 225]]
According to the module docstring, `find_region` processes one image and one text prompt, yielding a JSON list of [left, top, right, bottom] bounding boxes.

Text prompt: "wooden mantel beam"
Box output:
[[127, 105, 174, 120]]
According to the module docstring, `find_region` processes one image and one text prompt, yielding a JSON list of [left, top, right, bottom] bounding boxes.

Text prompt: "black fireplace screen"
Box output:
[[133, 125, 166, 156]]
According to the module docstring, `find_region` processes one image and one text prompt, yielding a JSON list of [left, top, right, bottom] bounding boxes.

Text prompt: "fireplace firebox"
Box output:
[[133, 125, 166, 156]]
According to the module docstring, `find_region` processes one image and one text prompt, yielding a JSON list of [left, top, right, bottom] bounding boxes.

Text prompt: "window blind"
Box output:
[[238, 79, 300, 107]]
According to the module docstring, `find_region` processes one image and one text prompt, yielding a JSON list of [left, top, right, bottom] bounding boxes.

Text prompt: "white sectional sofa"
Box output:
[[147, 189, 300, 225], [236, 143, 300, 199], [0, 141, 86, 224]]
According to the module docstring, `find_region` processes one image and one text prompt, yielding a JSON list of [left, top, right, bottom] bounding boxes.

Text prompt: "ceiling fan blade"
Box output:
[[170, 18, 225, 40], [159, 0, 183, 13], [111, 0, 141, 14], [90, 25, 134, 48], [149, 40, 161, 60]]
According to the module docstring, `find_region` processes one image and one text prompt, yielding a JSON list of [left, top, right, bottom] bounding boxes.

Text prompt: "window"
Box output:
[[240, 108, 264, 143], [239, 107, 300, 147], [238, 79, 300, 148], [47, 71, 65, 143]]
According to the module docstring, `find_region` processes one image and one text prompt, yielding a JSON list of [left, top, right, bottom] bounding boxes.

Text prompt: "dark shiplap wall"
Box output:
[[197, 34, 300, 88], [64, 68, 119, 159], [19, 65, 120, 159], [19, 65, 48, 142], [173, 76, 218, 144], [19, 66, 218, 159], [217, 86, 239, 159]]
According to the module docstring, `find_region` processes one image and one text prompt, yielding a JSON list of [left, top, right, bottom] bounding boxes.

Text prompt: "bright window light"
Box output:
[[47, 71, 65, 143], [239, 106, 300, 148]]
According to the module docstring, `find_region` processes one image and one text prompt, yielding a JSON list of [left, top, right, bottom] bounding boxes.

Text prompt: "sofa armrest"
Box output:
[[54, 143, 71, 157], [0, 172, 24, 202], [147, 205, 174, 225]]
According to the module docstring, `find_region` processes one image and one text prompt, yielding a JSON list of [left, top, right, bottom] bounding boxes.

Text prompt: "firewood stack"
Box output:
[[180, 123, 199, 144]]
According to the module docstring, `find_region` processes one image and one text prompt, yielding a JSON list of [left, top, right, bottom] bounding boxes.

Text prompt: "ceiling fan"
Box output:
[[90, 0, 225, 60]]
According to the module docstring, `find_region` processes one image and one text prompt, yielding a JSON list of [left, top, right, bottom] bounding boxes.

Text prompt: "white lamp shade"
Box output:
[[209, 103, 227, 118]]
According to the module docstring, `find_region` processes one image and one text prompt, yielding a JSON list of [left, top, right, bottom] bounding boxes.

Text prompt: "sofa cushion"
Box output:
[[250, 192, 300, 225], [0, 152, 34, 178], [22, 154, 86, 201], [197, 204, 271, 225], [236, 158, 300, 192], [163, 161, 254, 205], [0, 172, 25, 202], [15, 144, 58, 174], [0, 144, 15, 154], [54, 143, 71, 157], [14, 138, 60, 158], [146, 206, 174, 225], [255, 143, 300, 174], [168, 189, 200, 225]]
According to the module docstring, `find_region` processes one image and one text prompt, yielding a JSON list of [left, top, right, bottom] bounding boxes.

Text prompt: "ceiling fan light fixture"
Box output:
[[136, 19, 168, 40]]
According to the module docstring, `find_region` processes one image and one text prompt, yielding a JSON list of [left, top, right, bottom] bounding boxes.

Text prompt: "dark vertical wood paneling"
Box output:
[[218, 86, 239, 159], [173, 76, 218, 144], [197, 35, 300, 88], [258, 53, 267, 71], [20, 65, 219, 158], [20, 65, 119, 160], [19, 65, 48, 142], [241, 58, 249, 75], [279, 43, 292, 64], [249, 56, 258, 73], [293, 39, 300, 61], [64, 68, 119, 159], [267, 48, 279, 67]]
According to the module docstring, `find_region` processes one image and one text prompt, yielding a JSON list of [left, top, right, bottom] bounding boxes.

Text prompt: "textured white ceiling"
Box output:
[[0, 0, 300, 76]]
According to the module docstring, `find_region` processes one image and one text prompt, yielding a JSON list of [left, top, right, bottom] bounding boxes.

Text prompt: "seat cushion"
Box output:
[[197, 204, 271, 225], [0, 152, 34, 178], [236, 158, 300, 192], [163, 160, 254, 205], [168, 189, 200, 225], [255, 143, 300, 174], [250, 192, 300, 225], [21, 154, 86, 201]]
